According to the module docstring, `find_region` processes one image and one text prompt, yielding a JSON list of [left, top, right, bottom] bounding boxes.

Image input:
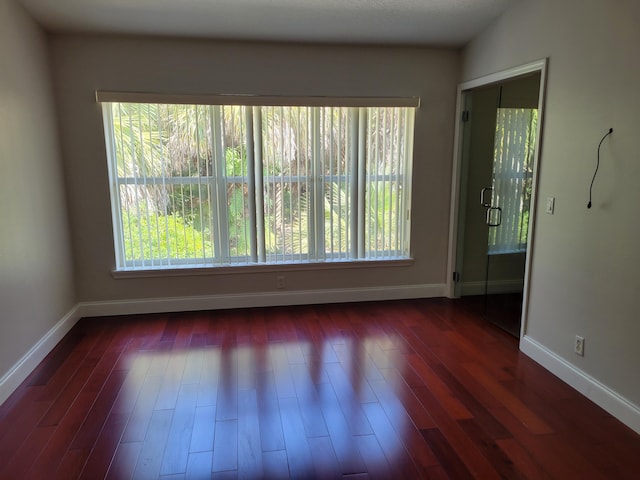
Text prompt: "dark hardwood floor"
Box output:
[[461, 294, 524, 338], [1, 298, 638, 479]]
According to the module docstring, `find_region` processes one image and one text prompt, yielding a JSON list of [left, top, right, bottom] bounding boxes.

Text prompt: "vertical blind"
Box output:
[[488, 107, 537, 255], [101, 98, 416, 270]]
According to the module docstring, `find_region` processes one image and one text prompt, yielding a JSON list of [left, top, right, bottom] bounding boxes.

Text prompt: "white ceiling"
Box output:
[[18, 0, 515, 47]]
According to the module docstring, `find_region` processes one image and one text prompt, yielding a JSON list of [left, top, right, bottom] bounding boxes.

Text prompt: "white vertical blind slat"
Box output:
[[349, 109, 359, 259], [357, 108, 366, 259]]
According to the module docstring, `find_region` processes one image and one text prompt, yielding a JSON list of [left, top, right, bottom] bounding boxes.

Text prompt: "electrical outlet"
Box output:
[[574, 335, 585, 356], [276, 275, 285, 289]]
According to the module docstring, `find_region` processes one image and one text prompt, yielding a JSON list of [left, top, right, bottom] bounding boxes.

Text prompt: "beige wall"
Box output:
[[0, 0, 75, 379], [463, 0, 640, 409], [49, 36, 459, 304]]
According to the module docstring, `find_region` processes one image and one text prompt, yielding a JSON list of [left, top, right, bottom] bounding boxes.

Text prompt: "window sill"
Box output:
[[111, 258, 415, 279], [488, 250, 527, 256]]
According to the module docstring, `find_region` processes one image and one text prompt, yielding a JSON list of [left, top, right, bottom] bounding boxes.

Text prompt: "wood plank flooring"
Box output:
[[0, 298, 638, 479]]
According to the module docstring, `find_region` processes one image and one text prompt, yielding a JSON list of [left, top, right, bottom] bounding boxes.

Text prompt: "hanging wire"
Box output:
[[587, 128, 614, 209]]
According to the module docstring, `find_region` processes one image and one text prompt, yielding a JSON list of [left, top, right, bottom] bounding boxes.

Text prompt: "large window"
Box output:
[[99, 93, 416, 271]]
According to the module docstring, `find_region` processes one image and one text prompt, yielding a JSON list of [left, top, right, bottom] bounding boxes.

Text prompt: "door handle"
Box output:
[[480, 187, 492, 208], [486, 206, 502, 227]]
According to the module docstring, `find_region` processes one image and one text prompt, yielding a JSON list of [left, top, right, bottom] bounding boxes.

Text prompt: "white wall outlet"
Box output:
[[545, 196, 555, 214], [276, 275, 285, 289], [574, 335, 585, 356]]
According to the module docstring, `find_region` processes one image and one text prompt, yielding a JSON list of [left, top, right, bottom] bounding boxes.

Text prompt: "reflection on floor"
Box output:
[[461, 293, 523, 337], [1, 298, 639, 479]]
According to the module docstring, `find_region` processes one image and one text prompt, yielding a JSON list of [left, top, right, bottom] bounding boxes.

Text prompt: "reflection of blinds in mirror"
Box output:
[[488, 108, 538, 255]]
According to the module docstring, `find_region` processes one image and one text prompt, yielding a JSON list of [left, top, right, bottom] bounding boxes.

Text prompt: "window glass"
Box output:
[[102, 101, 415, 270]]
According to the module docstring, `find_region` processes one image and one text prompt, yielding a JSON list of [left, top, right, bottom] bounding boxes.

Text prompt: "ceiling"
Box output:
[[18, 0, 515, 47]]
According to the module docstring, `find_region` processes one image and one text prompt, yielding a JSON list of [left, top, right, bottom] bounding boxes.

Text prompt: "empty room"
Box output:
[[1, 0, 639, 478]]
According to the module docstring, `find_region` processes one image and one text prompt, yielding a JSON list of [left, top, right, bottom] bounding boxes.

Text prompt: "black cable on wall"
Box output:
[[587, 128, 614, 209]]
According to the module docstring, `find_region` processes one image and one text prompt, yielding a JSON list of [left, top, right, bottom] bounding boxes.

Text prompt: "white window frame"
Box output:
[[98, 92, 419, 272]]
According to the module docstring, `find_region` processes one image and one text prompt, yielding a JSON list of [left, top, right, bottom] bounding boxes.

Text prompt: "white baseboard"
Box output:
[[520, 335, 640, 435], [461, 279, 524, 296], [0, 283, 444, 407], [77, 283, 447, 318], [0, 305, 83, 406], [4, 289, 639, 438]]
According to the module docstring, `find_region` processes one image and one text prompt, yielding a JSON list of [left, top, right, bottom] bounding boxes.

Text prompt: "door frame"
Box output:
[[446, 58, 548, 339]]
